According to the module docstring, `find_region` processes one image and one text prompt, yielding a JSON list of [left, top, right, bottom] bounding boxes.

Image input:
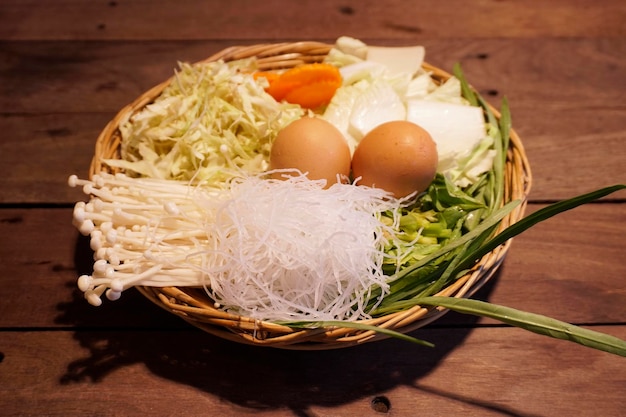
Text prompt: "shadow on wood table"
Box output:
[[53, 231, 501, 416]]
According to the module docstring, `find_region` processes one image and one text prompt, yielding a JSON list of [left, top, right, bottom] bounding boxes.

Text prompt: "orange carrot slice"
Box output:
[[282, 79, 342, 110], [262, 63, 342, 109], [253, 71, 280, 84]]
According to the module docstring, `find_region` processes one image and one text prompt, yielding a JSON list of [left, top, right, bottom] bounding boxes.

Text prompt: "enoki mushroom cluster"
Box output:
[[69, 172, 407, 321]]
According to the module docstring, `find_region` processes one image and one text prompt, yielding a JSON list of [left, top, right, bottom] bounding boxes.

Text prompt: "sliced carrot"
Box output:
[[263, 63, 342, 109], [253, 71, 280, 84], [282, 79, 343, 110]]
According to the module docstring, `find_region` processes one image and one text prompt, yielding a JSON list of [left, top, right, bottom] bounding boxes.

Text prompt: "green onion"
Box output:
[[418, 296, 626, 357], [282, 320, 435, 348], [283, 63, 626, 357]]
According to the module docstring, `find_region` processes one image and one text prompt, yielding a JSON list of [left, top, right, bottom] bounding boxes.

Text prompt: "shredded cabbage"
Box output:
[[105, 59, 305, 184]]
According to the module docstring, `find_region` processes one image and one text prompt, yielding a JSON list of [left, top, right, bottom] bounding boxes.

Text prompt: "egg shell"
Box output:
[[270, 117, 351, 188], [351, 120, 438, 198]]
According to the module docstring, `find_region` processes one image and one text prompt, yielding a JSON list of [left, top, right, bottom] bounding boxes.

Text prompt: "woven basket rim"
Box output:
[[89, 41, 532, 350]]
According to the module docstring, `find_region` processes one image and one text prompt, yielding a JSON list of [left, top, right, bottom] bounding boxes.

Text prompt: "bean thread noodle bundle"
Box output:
[[195, 171, 405, 321], [70, 171, 408, 321]]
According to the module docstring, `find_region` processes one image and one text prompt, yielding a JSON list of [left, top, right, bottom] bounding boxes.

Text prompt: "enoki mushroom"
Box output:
[[69, 171, 408, 321]]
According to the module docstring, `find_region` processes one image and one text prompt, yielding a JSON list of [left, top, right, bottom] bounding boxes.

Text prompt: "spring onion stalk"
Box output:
[[417, 296, 626, 357], [283, 320, 435, 348], [370, 200, 519, 313], [287, 65, 626, 356], [370, 184, 625, 311]]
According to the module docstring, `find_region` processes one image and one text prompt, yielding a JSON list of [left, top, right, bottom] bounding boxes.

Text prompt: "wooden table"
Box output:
[[1, 1, 625, 416]]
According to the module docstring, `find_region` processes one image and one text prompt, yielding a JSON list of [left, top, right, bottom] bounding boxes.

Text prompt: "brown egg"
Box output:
[[351, 120, 438, 198], [270, 117, 351, 188]]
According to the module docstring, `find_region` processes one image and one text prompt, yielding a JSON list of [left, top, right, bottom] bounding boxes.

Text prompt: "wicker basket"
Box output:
[[89, 42, 532, 350]]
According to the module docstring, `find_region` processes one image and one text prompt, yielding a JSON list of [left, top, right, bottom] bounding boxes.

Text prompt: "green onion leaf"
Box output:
[[417, 296, 626, 357], [284, 320, 435, 348], [450, 184, 626, 277], [453, 63, 478, 107]]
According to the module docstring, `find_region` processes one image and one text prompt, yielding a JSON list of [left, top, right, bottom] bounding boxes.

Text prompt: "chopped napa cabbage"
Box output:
[[338, 60, 387, 85], [321, 80, 369, 153], [324, 36, 368, 67], [105, 59, 305, 184], [322, 79, 407, 154], [366, 45, 425, 77], [348, 81, 406, 141], [404, 71, 439, 100], [405, 99, 487, 168], [406, 75, 469, 106], [445, 133, 496, 188]]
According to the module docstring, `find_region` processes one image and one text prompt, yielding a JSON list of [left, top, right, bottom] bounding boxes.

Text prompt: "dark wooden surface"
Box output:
[[1, 1, 625, 416]]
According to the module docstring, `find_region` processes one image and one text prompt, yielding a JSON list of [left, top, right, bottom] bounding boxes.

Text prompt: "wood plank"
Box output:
[[516, 106, 626, 201], [461, 202, 626, 325], [0, 40, 215, 114], [1, 204, 624, 330], [2, 0, 625, 41], [2, 39, 625, 114], [2, 1, 624, 416], [0, 207, 191, 330], [1, 327, 625, 416], [0, 113, 110, 204]]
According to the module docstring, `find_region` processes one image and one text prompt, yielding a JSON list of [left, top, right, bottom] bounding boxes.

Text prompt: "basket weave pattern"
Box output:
[[90, 42, 532, 350]]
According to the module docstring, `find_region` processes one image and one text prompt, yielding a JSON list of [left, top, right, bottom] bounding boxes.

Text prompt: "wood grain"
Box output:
[[3, 39, 625, 114], [2, 0, 625, 41], [0, 113, 110, 204], [1, 327, 625, 416], [1, 1, 625, 415]]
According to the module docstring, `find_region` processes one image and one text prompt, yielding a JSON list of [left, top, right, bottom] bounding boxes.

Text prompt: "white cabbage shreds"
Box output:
[[106, 59, 305, 184], [194, 172, 403, 322]]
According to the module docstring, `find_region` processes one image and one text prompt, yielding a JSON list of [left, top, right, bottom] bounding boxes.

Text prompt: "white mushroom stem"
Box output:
[[69, 172, 220, 305]]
